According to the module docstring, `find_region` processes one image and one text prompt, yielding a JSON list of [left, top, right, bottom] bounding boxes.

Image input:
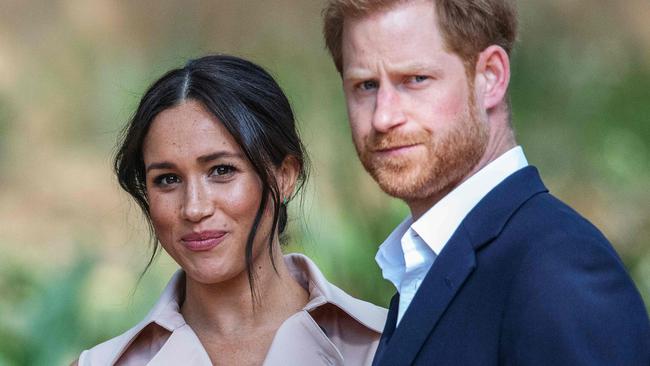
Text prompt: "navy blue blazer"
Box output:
[[372, 166, 649, 366]]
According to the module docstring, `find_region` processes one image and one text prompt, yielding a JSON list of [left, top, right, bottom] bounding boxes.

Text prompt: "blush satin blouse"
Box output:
[[78, 253, 387, 366]]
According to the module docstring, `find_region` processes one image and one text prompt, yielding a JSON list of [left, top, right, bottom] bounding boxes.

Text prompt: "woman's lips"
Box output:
[[181, 231, 227, 252]]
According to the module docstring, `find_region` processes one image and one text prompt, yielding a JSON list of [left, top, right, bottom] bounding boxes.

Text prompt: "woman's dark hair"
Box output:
[[114, 54, 308, 300]]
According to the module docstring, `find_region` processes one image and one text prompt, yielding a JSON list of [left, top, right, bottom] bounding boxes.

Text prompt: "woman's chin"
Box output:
[[183, 262, 242, 286]]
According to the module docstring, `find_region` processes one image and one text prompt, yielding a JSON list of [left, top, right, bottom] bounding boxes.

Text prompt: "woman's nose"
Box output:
[[180, 179, 214, 223]]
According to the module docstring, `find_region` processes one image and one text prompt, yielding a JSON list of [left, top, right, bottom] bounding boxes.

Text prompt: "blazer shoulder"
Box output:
[[498, 193, 650, 365], [506, 191, 616, 256]]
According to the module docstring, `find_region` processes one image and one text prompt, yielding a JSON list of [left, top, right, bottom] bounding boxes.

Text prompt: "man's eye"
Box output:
[[359, 80, 379, 91], [154, 174, 181, 186], [410, 75, 429, 83]]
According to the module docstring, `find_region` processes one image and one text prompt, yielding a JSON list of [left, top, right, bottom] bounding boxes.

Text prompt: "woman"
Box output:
[[75, 55, 386, 365]]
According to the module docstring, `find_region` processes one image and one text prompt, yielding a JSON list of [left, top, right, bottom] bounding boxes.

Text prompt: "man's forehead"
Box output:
[[339, 0, 446, 71]]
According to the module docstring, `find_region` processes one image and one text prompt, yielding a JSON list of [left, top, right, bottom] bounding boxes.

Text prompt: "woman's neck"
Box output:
[[181, 248, 309, 337]]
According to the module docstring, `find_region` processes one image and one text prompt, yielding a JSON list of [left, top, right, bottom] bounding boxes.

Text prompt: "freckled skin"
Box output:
[[142, 100, 271, 286], [141, 100, 310, 365]]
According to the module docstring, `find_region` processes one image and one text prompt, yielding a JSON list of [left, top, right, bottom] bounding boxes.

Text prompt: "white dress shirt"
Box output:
[[375, 146, 529, 324]]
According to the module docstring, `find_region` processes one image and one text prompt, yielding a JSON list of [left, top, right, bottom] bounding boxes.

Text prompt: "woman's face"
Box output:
[[142, 100, 274, 285]]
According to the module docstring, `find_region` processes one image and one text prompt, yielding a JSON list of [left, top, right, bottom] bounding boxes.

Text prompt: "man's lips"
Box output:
[[181, 231, 227, 251], [373, 143, 422, 155]]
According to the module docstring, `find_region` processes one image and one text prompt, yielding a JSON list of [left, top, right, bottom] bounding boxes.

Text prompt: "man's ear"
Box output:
[[475, 45, 510, 110], [277, 156, 300, 203]]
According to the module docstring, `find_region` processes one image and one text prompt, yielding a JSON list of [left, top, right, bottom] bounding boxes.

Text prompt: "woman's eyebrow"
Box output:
[[197, 151, 243, 164], [146, 151, 244, 173], [146, 161, 176, 173]]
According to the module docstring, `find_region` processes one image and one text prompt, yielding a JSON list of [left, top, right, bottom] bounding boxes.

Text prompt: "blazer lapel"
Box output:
[[372, 293, 399, 366], [376, 229, 477, 366], [373, 166, 549, 366]]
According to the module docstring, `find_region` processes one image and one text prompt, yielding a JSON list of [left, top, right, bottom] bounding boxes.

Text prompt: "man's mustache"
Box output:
[[365, 130, 431, 152]]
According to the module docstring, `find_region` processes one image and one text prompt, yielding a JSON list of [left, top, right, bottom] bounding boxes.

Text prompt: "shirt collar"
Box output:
[[97, 254, 385, 365], [376, 146, 528, 285], [284, 253, 386, 333], [375, 216, 412, 288], [143, 270, 188, 332], [139, 253, 385, 335], [412, 146, 528, 254]]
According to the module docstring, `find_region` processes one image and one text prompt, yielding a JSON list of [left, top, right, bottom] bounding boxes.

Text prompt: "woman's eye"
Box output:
[[211, 165, 235, 177], [154, 174, 181, 187]]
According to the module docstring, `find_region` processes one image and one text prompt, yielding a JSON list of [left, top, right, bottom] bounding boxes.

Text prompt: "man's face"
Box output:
[[341, 0, 488, 214]]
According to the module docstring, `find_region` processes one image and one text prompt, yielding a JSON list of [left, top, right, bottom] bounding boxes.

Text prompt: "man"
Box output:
[[322, 0, 650, 365]]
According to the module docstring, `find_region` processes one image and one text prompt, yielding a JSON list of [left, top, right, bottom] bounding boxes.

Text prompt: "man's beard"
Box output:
[[355, 94, 488, 203]]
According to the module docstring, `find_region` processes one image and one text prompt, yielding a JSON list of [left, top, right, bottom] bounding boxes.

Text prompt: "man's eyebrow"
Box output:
[[145, 151, 243, 173], [343, 67, 374, 82], [400, 62, 442, 75], [343, 63, 442, 81]]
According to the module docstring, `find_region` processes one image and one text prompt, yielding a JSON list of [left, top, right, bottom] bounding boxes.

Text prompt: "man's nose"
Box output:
[[181, 179, 214, 223], [371, 83, 407, 133]]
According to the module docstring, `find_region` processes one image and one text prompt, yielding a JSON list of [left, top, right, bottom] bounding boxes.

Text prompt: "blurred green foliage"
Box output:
[[0, 1, 648, 365]]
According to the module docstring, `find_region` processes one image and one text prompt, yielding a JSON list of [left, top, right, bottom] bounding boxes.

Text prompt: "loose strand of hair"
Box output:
[[267, 186, 282, 275], [245, 185, 270, 308]]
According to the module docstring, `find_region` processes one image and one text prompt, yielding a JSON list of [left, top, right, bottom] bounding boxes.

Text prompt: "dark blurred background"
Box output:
[[0, 1, 648, 365]]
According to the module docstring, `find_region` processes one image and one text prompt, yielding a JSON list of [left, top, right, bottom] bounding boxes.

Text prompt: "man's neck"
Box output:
[[408, 127, 517, 220]]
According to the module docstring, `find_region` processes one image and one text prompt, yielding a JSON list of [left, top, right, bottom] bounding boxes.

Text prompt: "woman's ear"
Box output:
[[474, 45, 511, 111], [277, 156, 300, 203]]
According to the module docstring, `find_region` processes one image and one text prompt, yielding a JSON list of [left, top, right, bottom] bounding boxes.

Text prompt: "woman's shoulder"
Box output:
[[77, 322, 148, 365], [75, 271, 186, 365]]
